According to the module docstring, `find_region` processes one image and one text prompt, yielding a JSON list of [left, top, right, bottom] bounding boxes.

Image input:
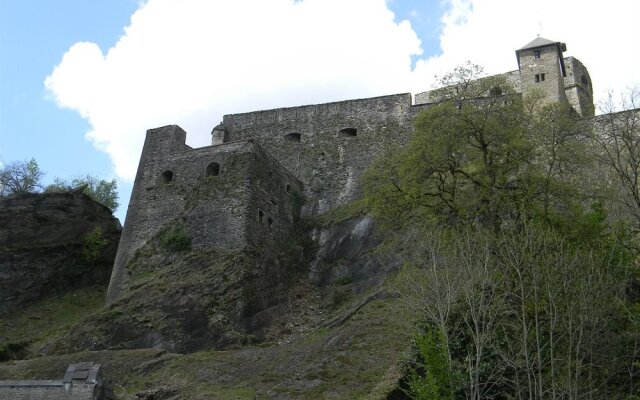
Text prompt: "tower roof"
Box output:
[[515, 37, 567, 76], [519, 36, 556, 50]]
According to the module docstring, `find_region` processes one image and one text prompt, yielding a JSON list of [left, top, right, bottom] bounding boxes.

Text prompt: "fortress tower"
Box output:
[[107, 37, 596, 304], [515, 37, 594, 116], [516, 37, 569, 107]]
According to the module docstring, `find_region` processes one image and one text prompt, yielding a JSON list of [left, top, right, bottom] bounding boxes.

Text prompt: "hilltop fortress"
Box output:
[[106, 37, 595, 303]]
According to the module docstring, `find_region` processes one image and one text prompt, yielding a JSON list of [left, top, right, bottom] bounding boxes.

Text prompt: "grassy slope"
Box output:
[[0, 285, 106, 358], [0, 202, 416, 399], [0, 285, 413, 399]]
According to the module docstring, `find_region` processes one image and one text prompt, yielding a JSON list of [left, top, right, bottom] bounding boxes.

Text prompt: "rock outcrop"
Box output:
[[0, 192, 121, 316]]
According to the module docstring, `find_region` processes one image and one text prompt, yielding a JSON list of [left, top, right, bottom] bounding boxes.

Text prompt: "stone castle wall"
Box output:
[[0, 363, 113, 400], [222, 94, 427, 215], [108, 38, 597, 304], [106, 126, 301, 304]]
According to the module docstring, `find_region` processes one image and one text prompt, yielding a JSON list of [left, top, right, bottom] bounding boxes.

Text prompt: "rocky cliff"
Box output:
[[0, 192, 121, 316]]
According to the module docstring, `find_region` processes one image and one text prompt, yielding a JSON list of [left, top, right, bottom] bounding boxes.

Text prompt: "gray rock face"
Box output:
[[0, 192, 121, 316]]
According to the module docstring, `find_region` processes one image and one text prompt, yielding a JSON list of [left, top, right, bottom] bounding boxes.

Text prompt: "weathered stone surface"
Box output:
[[0, 363, 112, 400], [0, 192, 121, 316]]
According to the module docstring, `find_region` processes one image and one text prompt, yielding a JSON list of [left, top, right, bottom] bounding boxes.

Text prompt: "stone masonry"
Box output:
[[0, 363, 113, 400], [106, 37, 597, 304]]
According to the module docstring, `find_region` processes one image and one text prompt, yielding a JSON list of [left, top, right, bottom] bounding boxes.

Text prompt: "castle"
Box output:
[[106, 37, 595, 303]]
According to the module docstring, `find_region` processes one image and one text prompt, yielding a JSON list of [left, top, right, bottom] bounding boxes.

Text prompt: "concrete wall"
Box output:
[[222, 94, 417, 215]]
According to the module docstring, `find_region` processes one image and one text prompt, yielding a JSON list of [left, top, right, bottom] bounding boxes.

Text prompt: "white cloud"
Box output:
[[45, 0, 640, 182], [411, 0, 640, 103], [45, 0, 422, 181]]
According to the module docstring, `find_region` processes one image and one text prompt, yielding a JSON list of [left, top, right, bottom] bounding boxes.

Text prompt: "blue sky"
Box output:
[[1, 0, 639, 222]]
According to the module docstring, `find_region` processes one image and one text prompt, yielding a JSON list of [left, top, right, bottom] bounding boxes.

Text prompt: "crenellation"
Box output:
[[107, 37, 599, 305]]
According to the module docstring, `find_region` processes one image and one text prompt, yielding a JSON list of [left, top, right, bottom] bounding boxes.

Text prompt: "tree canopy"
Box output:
[[0, 158, 119, 212], [363, 65, 640, 398]]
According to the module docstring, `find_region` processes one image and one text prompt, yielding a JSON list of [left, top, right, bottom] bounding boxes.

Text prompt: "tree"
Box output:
[[0, 158, 43, 195], [370, 64, 639, 398], [592, 88, 640, 226], [364, 64, 536, 232], [45, 175, 119, 211]]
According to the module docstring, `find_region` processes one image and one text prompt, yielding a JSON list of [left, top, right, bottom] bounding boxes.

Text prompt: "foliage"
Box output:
[[160, 223, 192, 252], [82, 227, 110, 264], [0, 158, 43, 195], [403, 327, 454, 400], [369, 65, 640, 398], [46, 174, 119, 211], [364, 65, 591, 233]]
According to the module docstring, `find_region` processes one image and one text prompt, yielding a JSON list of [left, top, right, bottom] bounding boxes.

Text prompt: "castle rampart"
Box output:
[[222, 93, 424, 215], [107, 37, 597, 305], [0, 363, 113, 400], [106, 126, 302, 304]]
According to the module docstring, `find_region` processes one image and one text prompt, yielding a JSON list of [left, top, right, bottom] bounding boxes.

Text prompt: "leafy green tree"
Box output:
[[82, 227, 110, 265], [46, 175, 119, 211], [404, 328, 455, 400], [364, 65, 535, 232], [0, 158, 43, 195], [372, 64, 640, 398]]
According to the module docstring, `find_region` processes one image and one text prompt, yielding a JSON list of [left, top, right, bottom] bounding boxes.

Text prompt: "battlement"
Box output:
[[106, 127, 302, 304], [107, 37, 596, 304], [0, 363, 113, 400]]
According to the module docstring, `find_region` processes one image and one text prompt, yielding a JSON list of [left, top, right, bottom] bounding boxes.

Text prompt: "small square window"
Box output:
[[534, 50, 541, 59]]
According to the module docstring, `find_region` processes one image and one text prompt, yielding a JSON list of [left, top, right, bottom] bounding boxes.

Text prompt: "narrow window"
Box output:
[[285, 184, 291, 194], [284, 132, 301, 142], [535, 74, 540, 83], [258, 210, 264, 223], [534, 50, 541, 59], [161, 170, 173, 184], [206, 162, 220, 177], [267, 217, 273, 229], [540, 73, 546, 82], [339, 127, 357, 138]]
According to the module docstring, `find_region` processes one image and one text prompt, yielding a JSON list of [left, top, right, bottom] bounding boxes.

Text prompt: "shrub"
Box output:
[[160, 224, 192, 252], [82, 227, 109, 264]]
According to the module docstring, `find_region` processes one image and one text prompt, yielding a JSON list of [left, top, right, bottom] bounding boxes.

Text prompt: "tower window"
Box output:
[[285, 183, 291, 194], [541, 73, 545, 81], [161, 170, 173, 184], [339, 127, 357, 138], [535, 73, 546, 83], [284, 132, 301, 142], [534, 50, 541, 59], [206, 162, 220, 177], [258, 209, 264, 223]]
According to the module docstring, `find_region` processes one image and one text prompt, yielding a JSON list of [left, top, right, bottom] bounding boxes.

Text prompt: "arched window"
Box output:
[[284, 132, 301, 142], [339, 127, 357, 138], [161, 170, 173, 184], [206, 162, 220, 177]]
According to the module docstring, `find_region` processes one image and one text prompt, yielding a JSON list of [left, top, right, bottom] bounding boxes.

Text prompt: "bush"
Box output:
[[82, 227, 109, 264], [160, 224, 191, 252]]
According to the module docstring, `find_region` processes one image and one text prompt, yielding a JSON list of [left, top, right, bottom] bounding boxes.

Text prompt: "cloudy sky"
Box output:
[[1, 0, 639, 221]]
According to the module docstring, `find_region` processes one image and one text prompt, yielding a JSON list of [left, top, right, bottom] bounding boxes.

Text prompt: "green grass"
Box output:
[[0, 285, 106, 356]]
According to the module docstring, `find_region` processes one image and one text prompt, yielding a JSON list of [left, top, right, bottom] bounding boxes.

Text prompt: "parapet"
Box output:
[[0, 363, 114, 400]]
